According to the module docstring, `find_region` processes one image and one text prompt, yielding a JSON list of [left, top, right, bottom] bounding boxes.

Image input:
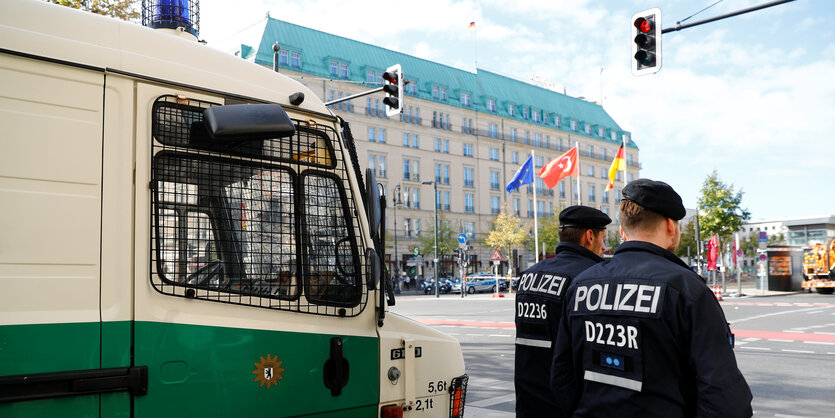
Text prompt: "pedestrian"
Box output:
[[514, 205, 611, 418], [551, 179, 752, 417]]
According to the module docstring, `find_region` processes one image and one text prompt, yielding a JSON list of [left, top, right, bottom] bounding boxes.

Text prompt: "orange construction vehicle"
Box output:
[[802, 239, 835, 294]]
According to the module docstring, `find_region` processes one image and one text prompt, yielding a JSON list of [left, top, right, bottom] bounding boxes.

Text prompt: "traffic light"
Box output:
[[631, 8, 661, 76], [382, 64, 403, 117]]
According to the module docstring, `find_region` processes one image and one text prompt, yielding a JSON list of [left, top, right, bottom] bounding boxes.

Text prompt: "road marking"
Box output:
[[804, 341, 835, 345], [784, 330, 803, 333], [769, 339, 795, 343], [743, 338, 761, 342], [468, 393, 516, 408], [740, 346, 771, 351], [806, 310, 824, 314], [781, 349, 814, 354], [734, 330, 835, 343], [730, 306, 835, 325], [814, 331, 835, 335], [489, 334, 512, 338], [828, 352, 835, 355]]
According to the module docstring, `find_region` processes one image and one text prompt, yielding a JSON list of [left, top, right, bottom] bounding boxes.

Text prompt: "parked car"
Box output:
[[453, 274, 504, 294]]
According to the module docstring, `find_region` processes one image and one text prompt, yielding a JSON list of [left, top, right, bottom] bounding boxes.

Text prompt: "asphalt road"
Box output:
[[390, 290, 835, 418]]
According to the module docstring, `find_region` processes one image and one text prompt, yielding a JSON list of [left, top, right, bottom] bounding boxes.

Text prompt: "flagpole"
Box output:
[[531, 150, 540, 262], [575, 141, 581, 206], [622, 135, 627, 188]]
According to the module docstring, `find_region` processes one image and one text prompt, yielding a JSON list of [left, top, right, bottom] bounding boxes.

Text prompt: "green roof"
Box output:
[[253, 18, 635, 149]]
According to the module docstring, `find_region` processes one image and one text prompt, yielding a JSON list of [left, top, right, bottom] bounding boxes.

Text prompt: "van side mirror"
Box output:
[[203, 103, 295, 141], [365, 168, 381, 240]]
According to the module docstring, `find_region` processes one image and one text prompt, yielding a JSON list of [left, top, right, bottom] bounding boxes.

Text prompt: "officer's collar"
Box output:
[[555, 242, 604, 263], [614, 241, 690, 269]]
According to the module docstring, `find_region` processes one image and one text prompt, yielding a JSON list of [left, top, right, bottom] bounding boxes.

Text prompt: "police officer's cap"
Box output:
[[559, 205, 611, 230], [622, 178, 686, 221]]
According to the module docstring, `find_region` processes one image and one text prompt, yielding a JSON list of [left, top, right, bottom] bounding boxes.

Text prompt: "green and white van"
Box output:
[[0, 1, 467, 416]]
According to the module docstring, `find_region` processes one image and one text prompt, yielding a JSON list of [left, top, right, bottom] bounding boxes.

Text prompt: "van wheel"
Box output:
[[816, 288, 834, 295], [467, 286, 475, 294]]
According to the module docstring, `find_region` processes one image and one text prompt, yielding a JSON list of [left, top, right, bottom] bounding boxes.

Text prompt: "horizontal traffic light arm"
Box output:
[[661, 0, 795, 34], [323, 85, 385, 106]]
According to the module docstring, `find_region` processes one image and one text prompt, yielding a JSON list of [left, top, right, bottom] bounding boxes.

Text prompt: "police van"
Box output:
[[0, 1, 467, 416]]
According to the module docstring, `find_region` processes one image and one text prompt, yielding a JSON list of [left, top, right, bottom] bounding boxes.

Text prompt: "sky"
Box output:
[[198, 0, 835, 221]]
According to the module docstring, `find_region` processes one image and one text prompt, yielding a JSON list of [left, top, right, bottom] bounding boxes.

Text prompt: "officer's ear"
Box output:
[[619, 226, 628, 242]]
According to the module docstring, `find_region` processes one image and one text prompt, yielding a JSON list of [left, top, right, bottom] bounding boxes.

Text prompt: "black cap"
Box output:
[[559, 205, 612, 230], [621, 178, 686, 221]]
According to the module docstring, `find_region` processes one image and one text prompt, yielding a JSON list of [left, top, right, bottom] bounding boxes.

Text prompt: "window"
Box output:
[[369, 154, 387, 178], [464, 194, 475, 213], [434, 164, 450, 184], [403, 159, 419, 181], [463, 143, 474, 157], [533, 133, 542, 147], [489, 147, 499, 161], [602, 206, 609, 215], [512, 151, 519, 164], [290, 52, 300, 68], [538, 201, 545, 217], [533, 110, 540, 122], [404, 218, 412, 236], [535, 155, 544, 168], [491, 196, 501, 214], [368, 127, 376, 142], [611, 131, 617, 141], [414, 218, 421, 235], [279, 50, 288, 66], [434, 138, 441, 152], [587, 165, 594, 177], [443, 165, 450, 185], [403, 133, 409, 147], [366, 69, 376, 83], [461, 93, 471, 106], [525, 131, 530, 145], [585, 124, 591, 135], [601, 148, 607, 161], [523, 107, 529, 120], [432, 85, 439, 99], [570, 120, 578, 132], [513, 199, 520, 216], [339, 63, 349, 79], [627, 153, 634, 166], [489, 123, 498, 139], [374, 99, 380, 117], [464, 222, 475, 237], [536, 177, 547, 194], [368, 155, 376, 177], [406, 82, 416, 94], [490, 171, 500, 190], [378, 128, 386, 143], [464, 167, 474, 187], [628, 173, 634, 183], [588, 184, 596, 201], [443, 139, 450, 153], [151, 98, 363, 313], [602, 189, 608, 203], [587, 144, 593, 156], [487, 99, 496, 112], [440, 88, 447, 101], [330, 61, 339, 77], [554, 115, 561, 127], [508, 104, 515, 116], [366, 98, 372, 116], [598, 127, 605, 138], [412, 134, 419, 148], [510, 128, 518, 142], [614, 188, 621, 203], [439, 191, 450, 211], [445, 114, 451, 130], [528, 200, 533, 218], [413, 189, 420, 209], [559, 181, 565, 198]]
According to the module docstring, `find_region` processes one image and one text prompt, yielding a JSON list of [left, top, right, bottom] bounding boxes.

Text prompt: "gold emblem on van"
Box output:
[[252, 354, 285, 389]]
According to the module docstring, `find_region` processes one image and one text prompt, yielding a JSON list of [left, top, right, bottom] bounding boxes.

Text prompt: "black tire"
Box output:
[[492, 285, 497, 292], [816, 288, 834, 295], [467, 286, 475, 294]]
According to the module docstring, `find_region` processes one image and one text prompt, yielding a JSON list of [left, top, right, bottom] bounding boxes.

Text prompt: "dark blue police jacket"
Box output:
[[515, 242, 603, 418], [552, 241, 753, 418]]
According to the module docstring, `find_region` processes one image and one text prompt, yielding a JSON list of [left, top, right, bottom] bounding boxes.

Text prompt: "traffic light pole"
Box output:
[[661, 0, 795, 34], [324, 86, 385, 106]]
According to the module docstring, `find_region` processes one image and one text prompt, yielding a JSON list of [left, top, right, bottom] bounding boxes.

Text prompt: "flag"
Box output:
[[468, 21, 476, 29], [707, 235, 719, 271], [539, 147, 578, 189], [605, 145, 625, 192], [506, 155, 534, 192]]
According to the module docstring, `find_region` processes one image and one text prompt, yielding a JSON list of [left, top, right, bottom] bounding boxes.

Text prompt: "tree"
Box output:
[[417, 213, 458, 261], [605, 230, 622, 252], [674, 220, 698, 259], [50, 0, 140, 21], [485, 204, 529, 267], [527, 215, 560, 255], [740, 232, 786, 257], [698, 169, 751, 247]]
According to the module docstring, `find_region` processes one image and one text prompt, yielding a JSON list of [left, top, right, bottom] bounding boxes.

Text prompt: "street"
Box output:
[[391, 290, 835, 417]]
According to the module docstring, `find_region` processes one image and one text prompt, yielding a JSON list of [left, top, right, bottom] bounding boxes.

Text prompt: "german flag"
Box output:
[[605, 145, 625, 192]]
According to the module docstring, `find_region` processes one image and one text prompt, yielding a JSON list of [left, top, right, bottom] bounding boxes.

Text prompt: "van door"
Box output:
[[131, 84, 380, 417], [0, 55, 104, 415]]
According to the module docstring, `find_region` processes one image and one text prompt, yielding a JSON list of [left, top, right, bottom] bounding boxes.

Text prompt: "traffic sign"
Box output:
[[457, 233, 468, 245], [758, 253, 767, 261], [490, 248, 503, 261], [736, 249, 743, 257], [758, 231, 767, 242], [413, 247, 420, 256]]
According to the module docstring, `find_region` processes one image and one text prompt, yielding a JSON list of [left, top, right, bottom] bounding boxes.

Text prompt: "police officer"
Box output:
[[515, 205, 611, 418], [551, 179, 752, 417]]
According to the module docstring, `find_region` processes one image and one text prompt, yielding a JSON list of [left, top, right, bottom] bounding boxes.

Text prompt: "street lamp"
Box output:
[[392, 184, 403, 294], [422, 180, 439, 298]]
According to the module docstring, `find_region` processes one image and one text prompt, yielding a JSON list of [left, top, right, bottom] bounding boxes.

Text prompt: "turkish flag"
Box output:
[[707, 235, 719, 271], [539, 147, 579, 189]]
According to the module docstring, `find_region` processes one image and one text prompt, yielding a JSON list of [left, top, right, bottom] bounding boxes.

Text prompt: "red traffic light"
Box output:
[[382, 71, 399, 84], [633, 17, 652, 33]]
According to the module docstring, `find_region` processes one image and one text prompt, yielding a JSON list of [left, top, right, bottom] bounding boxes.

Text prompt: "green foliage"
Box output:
[[50, 0, 140, 21], [527, 215, 560, 254], [485, 204, 529, 259], [417, 214, 458, 258], [606, 230, 622, 251], [675, 220, 699, 258], [740, 232, 786, 257], [697, 170, 751, 250]]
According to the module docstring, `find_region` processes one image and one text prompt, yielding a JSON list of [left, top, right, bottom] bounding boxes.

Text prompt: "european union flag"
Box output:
[[506, 155, 534, 192]]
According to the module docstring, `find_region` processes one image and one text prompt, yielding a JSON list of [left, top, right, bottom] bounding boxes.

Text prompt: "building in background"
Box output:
[[738, 216, 835, 273], [232, 17, 641, 277]]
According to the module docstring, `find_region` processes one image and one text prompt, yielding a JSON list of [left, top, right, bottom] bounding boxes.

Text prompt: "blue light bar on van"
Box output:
[[141, 0, 200, 37]]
